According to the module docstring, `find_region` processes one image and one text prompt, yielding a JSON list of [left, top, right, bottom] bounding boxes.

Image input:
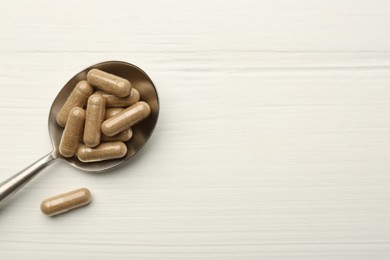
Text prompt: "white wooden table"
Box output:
[[0, 0, 390, 259]]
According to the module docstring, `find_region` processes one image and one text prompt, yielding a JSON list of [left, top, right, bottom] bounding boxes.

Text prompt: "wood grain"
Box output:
[[0, 0, 389, 259]]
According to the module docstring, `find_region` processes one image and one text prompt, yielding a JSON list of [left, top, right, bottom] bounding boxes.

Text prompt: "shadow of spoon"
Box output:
[[0, 61, 159, 207]]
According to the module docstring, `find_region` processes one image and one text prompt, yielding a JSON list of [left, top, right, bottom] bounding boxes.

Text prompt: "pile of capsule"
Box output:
[[56, 69, 151, 162]]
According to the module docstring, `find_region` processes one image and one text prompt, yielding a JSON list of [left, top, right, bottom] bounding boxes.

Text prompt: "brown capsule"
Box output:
[[101, 128, 133, 142], [59, 107, 86, 158], [83, 94, 106, 147], [104, 108, 124, 120], [77, 142, 127, 162], [40, 188, 92, 216], [56, 80, 93, 127], [87, 69, 131, 97], [96, 88, 140, 108], [101, 101, 151, 137]]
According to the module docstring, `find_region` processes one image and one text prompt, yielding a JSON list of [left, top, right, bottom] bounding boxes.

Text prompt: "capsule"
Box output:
[[104, 108, 124, 120], [59, 107, 86, 157], [102, 128, 133, 142], [83, 94, 106, 147], [77, 142, 127, 162], [56, 80, 93, 127], [87, 69, 131, 97], [96, 88, 140, 108], [40, 188, 92, 216], [102, 101, 151, 137]]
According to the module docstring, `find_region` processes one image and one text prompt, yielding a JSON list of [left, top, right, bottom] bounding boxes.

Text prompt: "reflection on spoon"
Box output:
[[0, 61, 159, 207]]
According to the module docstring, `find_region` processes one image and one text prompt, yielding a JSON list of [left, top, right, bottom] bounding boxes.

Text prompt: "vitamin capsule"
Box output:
[[59, 107, 86, 157], [77, 142, 127, 162], [102, 128, 133, 142], [96, 88, 140, 108], [104, 108, 124, 120], [87, 69, 131, 97], [83, 94, 106, 147], [56, 80, 93, 127], [40, 188, 92, 216], [101, 101, 151, 137]]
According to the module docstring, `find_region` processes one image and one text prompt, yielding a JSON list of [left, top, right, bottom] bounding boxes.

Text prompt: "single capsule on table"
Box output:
[[59, 107, 86, 158], [77, 142, 128, 162], [83, 93, 106, 147], [87, 69, 131, 97], [40, 188, 92, 216], [101, 101, 151, 137], [56, 80, 93, 127]]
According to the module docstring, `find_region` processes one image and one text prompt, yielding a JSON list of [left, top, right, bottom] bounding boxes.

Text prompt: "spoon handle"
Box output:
[[0, 152, 57, 207]]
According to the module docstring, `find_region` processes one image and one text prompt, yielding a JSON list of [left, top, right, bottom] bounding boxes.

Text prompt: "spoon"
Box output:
[[0, 61, 159, 207]]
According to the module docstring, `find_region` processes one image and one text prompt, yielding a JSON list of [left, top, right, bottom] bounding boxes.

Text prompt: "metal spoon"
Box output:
[[0, 61, 159, 207]]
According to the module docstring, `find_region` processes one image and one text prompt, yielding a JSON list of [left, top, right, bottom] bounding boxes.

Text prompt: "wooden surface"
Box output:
[[0, 0, 390, 259]]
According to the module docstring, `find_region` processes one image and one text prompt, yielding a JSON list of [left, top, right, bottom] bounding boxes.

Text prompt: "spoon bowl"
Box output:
[[0, 61, 159, 206], [50, 61, 159, 171]]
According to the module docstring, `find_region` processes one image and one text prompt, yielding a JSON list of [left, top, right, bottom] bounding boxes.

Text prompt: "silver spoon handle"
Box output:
[[0, 152, 57, 207]]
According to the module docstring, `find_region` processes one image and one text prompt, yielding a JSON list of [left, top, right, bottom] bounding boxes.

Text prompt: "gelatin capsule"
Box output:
[[87, 69, 131, 97], [56, 80, 93, 127], [59, 107, 86, 158], [96, 88, 140, 108], [104, 108, 124, 120], [101, 128, 133, 142], [77, 142, 127, 162], [101, 101, 151, 137], [83, 93, 106, 147], [40, 188, 92, 216]]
